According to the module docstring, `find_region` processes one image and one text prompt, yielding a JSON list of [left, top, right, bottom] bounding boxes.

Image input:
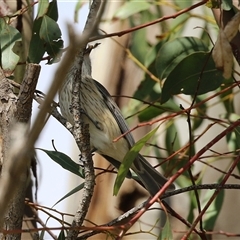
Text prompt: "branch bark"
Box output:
[[66, 1, 105, 239], [0, 63, 40, 239], [0, 70, 27, 239], [0, 61, 40, 239]]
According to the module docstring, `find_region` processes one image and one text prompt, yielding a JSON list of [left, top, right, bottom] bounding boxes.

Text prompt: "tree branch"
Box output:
[[66, 0, 105, 239], [0, 61, 41, 239], [16, 63, 41, 122]]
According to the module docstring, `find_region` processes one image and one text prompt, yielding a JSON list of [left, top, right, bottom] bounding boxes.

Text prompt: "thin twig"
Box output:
[[77, 183, 240, 239], [115, 119, 240, 233], [88, 0, 208, 42], [183, 153, 240, 239]]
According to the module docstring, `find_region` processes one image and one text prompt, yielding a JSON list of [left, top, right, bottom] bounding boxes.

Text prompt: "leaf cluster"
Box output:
[[1, 0, 240, 239]]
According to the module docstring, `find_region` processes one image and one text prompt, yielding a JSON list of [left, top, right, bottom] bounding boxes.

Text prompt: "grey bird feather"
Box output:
[[59, 46, 175, 196], [93, 80, 175, 195]]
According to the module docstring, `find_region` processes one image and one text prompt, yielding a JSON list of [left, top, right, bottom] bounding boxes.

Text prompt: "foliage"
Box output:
[[28, 0, 63, 64], [1, 0, 240, 239]]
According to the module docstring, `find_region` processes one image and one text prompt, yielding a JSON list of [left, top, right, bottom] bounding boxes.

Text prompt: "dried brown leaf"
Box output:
[[212, 31, 233, 79], [224, 12, 240, 41]]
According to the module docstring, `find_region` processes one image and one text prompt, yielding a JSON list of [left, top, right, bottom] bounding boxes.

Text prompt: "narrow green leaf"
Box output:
[[37, 148, 84, 178], [203, 186, 224, 230], [176, 0, 193, 8], [225, 114, 240, 161], [39, 230, 45, 240], [158, 216, 173, 240], [156, 37, 209, 80], [113, 126, 159, 195], [187, 198, 195, 223], [234, 125, 240, 173], [114, 1, 150, 19], [192, 96, 207, 130], [220, 77, 234, 113], [74, 0, 84, 23], [187, 187, 201, 223], [131, 10, 153, 64], [161, 52, 224, 104], [131, 28, 149, 64], [165, 121, 181, 154], [53, 183, 85, 206], [37, 0, 49, 18], [234, 127, 240, 148], [168, 12, 189, 38], [0, 19, 21, 72]]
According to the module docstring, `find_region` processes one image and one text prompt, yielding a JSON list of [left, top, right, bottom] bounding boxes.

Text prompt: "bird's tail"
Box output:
[[132, 154, 175, 196]]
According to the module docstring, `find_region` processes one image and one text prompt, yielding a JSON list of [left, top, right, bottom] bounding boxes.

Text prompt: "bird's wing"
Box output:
[[93, 79, 135, 147]]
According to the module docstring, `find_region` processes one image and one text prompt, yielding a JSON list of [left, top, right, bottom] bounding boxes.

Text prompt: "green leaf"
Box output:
[[156, 37, 209, 80], [222, 0, 233, 10], [203, 186, 224, 230], [131, 28, 149, 64], [133, 78, 156, 100], [144, 41, 166, 68], [28, 18, 45, 63], [138, 100, 179, 122], [130, 10, 154, 64], [114, 1, 151, 19], [235, 127, 240, 149], [74, 0, 84, 23], [53, 182, 85, 206], [37, 0, 49, 18], [227, 126, 240, 152], [187, 189, 199, 223], [161, 52, 224, 104], [133, 58, 162, 103], [225, 114, 240, 155], [192, 96, 207, 130], [168, 12, 189, 38], [113, 126, 159, 195], [39, 15, 63, 62], [29, 0, 61, 63], [47, 0, 58, 21], [220, 77, 234, 113], [187, 198, 195, 224], [37, 148, 85, 178], [0, 19, 21, 73], [164, 121, 183, 175], [233, 125, 240, 173], [165, 121, 181, 154], [175, 0, 193, 8], [158, 216, 173, 240], [57, 230, 65, 240]]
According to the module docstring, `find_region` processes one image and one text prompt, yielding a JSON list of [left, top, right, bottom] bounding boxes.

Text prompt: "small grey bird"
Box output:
[[58, 47, 175, 196]]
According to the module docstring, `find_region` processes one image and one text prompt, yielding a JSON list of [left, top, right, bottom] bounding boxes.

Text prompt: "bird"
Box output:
[[58, 46, 175, 196]]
